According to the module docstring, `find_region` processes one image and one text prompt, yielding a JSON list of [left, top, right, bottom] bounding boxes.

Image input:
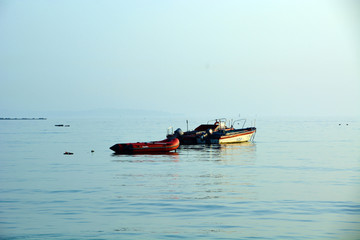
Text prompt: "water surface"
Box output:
[[0, 117, 359, 239]]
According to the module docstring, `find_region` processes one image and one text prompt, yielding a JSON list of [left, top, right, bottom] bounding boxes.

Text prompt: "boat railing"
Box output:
[[205, 118, 256, 130], [231, 119, 247, 128]]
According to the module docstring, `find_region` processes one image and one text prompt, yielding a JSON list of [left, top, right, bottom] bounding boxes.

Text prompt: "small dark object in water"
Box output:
[[55, 124, 64, 127], [64, 152, 73, 155], [91, 150, 94, 153]]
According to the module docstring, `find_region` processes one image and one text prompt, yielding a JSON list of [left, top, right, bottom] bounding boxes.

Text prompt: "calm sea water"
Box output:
[[0, 116, 359, 239]]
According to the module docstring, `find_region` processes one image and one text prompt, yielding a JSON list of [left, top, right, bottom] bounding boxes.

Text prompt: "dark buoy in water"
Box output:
[[91, 150, 94, 153], [64, 152, 73, 155]]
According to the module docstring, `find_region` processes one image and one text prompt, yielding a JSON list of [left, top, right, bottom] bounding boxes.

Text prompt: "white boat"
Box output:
[[168, 118, 256, 144]]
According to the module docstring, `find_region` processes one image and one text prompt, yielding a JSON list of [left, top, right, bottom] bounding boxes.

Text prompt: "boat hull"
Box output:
[[110, 138, 180, 154], [212, 129, 256, 144]]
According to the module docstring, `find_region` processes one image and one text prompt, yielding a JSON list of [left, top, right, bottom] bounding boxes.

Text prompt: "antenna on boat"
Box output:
[[186, 120, 189, 131]]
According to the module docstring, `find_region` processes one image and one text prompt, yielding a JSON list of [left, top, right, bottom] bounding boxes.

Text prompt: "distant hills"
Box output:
[[0, 117, 47, 120]]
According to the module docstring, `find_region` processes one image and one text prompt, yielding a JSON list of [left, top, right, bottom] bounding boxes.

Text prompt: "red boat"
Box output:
[[110, 138, 180, 154]]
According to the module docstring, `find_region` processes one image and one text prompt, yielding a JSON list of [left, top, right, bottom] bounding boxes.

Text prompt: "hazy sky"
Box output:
[[1, 0, 359, 118]]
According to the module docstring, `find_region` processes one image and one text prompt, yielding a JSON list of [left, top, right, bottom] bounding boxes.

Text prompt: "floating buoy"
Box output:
[[91, 150, 94, 153], [55, 124, 70, 127], [64, 152, 74, 155]]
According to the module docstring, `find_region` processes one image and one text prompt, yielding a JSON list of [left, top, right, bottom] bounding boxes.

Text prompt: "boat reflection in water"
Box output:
[[111, 150, 180, 163], [111, 141, 257, 201], [178, 141, 257, 165]]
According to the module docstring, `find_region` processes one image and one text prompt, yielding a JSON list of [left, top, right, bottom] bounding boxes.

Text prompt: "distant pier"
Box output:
[[0, 118, 47, 120]]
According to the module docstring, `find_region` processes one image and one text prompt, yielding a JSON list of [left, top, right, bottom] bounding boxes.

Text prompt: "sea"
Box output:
[[0, 115, 359, 240]]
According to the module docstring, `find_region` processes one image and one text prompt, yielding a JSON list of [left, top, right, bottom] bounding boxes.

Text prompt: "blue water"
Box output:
[[0, 116, 359, 239]]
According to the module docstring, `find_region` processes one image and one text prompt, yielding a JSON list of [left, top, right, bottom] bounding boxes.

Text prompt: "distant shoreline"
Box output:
[[0, 118, 47, 120]]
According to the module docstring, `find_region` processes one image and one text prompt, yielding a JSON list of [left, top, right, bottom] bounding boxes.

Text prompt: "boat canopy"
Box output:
[[194, 124, 218, 132]]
